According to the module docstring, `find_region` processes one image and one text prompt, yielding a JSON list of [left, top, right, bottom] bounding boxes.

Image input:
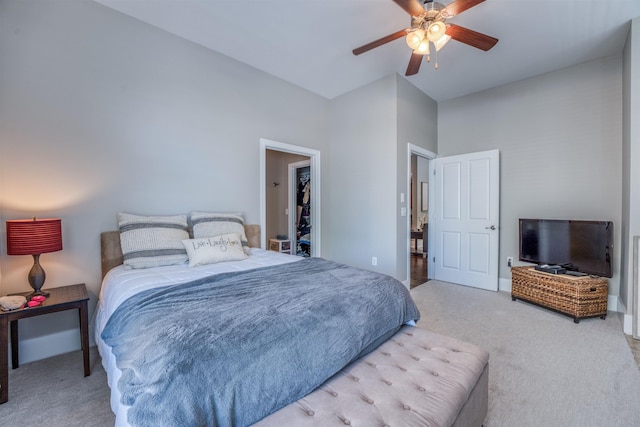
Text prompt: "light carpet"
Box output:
[[2, 280, 640, 426], [411, 280, 640, 427], [0, 347, 113, 425]]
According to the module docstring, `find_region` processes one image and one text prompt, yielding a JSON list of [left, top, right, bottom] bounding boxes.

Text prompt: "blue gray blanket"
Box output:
[[101, 257, 420, 427]]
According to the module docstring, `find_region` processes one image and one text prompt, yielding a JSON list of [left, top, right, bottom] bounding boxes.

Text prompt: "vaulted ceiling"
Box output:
[[95, 0, 640, 101]]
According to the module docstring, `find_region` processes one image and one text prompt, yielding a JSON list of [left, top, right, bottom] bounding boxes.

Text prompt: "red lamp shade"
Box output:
[[6, 218, 63, 255]]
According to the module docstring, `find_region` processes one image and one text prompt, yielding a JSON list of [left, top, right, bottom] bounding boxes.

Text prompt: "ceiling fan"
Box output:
[[352, 0, 498, 75]]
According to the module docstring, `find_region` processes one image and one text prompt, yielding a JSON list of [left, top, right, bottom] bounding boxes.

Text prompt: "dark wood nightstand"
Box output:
[[0, 283, 90, 404]]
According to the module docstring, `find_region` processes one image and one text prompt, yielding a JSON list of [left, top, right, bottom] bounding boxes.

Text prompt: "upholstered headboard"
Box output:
[[100, 224, 261, 279]]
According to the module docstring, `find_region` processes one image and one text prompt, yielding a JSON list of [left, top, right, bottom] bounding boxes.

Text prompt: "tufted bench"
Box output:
[[254, 325, 489, 426]]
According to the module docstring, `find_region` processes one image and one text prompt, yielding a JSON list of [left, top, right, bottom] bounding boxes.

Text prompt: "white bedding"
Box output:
[[95, 248, 301, 426]]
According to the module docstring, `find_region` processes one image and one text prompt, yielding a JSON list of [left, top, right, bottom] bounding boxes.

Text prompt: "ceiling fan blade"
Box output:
[[444, 0, 485, 17], [446, 24, 498, 51], [393, 0, 426, 17], [352, 30, 406, 55], [405, 52, 423, 76]]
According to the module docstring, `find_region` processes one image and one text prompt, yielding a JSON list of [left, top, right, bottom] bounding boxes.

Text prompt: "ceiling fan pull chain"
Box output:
[[435, 48, 439, 70]]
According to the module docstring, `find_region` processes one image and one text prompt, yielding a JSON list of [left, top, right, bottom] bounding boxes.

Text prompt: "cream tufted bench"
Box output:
[[254, 325, 489, 427]]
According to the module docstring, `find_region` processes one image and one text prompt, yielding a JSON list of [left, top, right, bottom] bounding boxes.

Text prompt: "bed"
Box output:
[[96, 215, 489, 427]]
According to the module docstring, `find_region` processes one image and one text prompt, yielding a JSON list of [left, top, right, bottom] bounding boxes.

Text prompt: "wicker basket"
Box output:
[[511, 267, 608, 323]]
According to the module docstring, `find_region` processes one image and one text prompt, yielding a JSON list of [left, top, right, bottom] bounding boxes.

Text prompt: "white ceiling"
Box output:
[[95, 0, 640, 102]]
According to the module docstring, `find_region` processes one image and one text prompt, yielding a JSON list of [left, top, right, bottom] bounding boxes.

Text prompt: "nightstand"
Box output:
[[269, 238, 291, 254], [0, 283, 90, 404]]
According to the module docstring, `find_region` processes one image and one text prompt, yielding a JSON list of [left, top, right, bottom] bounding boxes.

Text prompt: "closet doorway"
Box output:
[[260, 138, 321, 257]]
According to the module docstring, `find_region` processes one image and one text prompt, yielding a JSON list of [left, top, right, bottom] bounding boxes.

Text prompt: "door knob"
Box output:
[[485, 225, 496, 230]]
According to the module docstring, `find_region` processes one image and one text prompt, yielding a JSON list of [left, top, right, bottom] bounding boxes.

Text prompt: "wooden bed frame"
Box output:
[[99, 226, 489, 426]]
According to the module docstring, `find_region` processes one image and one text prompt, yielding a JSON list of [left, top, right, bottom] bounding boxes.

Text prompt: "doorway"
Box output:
[[407, 144, 436, 288], [260, 138, 321, 256], [410, 154, 429, 288]]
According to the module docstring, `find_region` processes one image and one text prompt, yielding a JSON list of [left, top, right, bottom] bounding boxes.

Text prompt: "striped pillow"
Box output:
[[190, 212, 250, 255], [118, 212, 189, 269]]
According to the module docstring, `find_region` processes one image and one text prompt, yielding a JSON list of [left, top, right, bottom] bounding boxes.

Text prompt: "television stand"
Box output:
[[511, 267, 608, 323]]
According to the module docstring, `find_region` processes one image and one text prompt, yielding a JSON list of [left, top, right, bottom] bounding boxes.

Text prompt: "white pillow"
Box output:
[[182, 233, 248, 267], [118, 212, 189, 269], [190, 212, 250, 254]]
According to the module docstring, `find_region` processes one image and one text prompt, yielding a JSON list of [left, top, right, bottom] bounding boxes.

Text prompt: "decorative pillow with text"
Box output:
[[182, 233, 248, 267]]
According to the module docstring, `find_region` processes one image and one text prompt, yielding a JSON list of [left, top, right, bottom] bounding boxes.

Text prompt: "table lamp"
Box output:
[[6, 217, 63, 298]]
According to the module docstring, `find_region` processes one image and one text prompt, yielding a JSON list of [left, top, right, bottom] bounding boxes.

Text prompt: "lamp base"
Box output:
[[27, 254, 49, 299], [26, 290, 50, 299]]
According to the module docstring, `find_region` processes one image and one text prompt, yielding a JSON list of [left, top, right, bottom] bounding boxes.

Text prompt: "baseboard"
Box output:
[[624, 314, 633, 335], [610, 295, 622, 314], [499, 277, 512, 292], [12, 329, 82, 365]]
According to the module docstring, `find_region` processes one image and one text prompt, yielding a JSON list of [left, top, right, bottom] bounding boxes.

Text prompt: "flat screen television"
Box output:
[[518, 219, 613, 278]]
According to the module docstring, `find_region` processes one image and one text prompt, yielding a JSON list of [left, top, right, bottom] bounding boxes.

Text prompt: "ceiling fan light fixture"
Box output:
[[427, 21, 447, 42], [434, 34, 451, 51], [416, 38, 430, 55], [405, 29, 425, 50]]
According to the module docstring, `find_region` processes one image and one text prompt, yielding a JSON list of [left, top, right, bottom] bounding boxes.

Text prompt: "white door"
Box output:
[[430, 150, 500, 291]]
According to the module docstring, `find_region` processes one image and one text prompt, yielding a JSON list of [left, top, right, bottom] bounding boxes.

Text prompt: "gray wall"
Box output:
[[0, 0, 329, 361], [328, 76, 398, 275], [622, 17, 640, 328], [438, 56, 623, 300], [328, 75, 437, 279], [396, 76, 438, 280]]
